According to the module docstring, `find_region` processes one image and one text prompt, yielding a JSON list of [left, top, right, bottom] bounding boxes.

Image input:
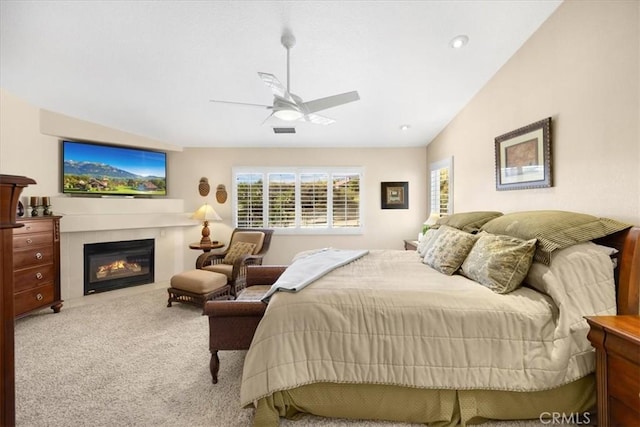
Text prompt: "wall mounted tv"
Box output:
[[62, 140, 167, 197]]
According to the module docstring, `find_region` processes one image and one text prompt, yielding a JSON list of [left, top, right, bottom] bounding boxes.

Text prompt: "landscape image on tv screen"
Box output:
[[62, 140, 167, 196]]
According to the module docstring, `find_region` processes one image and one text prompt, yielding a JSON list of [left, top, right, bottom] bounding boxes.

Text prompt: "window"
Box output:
[[233, 167, 363, 234], [430, 157, 453, 215]]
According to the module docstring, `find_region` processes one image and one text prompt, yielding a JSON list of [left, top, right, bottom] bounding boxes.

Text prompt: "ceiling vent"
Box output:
[[273, 127, 296, 134]]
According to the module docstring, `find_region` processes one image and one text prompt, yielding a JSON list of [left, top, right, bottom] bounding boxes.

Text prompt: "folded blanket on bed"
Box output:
[[261, 248, 369, 303]]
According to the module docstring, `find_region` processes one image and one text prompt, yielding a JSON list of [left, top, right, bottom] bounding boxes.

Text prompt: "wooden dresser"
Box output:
[[586, 315, 640, 427], [13, 216, 63, 318], [1, 174, 36, 426]]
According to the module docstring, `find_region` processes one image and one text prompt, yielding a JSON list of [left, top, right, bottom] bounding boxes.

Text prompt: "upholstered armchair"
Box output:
[[196, 228, 274, 297]]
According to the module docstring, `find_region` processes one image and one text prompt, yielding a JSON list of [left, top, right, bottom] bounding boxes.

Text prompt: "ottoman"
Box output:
[[167, 269, 231, 310]]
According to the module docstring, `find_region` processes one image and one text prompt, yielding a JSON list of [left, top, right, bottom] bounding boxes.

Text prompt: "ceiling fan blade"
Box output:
[[209, 99, 272, 109], [261, 111, 278, 126], [301, 91, 360, 114], [301, 113, 335, 126], [258, 72, 296, 104]]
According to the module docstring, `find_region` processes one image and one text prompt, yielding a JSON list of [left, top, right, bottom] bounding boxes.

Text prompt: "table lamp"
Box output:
[[422, 212, 441, 233], [192, 203, 222, 246]]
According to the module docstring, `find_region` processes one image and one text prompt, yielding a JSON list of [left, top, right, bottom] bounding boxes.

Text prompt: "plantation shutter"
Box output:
[[236, 173, 264, 227], [332, 173, 360, 228], [268, 173, 296, 228], [430, 158, 453, 215], [300, 173, 328, 227]]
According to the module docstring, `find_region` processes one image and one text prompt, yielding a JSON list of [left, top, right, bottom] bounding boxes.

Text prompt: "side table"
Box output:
[[403, 240, 419, 251], [189, 242, 224, 269], [585, 315, 640, 427]]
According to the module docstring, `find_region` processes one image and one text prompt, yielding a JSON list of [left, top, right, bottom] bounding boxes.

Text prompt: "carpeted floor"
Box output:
[[14, 286, 549, 426]]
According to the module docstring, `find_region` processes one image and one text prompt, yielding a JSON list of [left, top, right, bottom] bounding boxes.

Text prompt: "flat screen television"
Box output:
[[62, 140, 167, 197]]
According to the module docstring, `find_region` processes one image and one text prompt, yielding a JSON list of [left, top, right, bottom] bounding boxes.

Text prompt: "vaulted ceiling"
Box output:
[[0, 1, 562, 148]]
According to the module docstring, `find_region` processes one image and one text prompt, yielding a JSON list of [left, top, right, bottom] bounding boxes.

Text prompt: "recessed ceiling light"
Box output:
[[400, 124, 411, 131], [450, 35, 469, 49]]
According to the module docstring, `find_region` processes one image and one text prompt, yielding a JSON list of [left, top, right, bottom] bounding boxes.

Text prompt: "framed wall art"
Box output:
[[494, 117, 552, 191], [381, 181, 408, 209]]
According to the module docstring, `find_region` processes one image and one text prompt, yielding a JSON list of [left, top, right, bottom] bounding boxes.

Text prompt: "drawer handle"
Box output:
[[36, 272, 43, 280], [26, 238, 33, 244], [36, 293, 43, 301], [35, 252, 43, 260], [25, 226, 31, 231]]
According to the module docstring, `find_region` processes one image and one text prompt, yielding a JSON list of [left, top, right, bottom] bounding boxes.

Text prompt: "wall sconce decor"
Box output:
[[216, 184, 227, 204], [191, 202, 222, 246], [198, 177, 210, 197]]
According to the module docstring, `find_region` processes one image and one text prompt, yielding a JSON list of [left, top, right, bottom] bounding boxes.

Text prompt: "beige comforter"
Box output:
[[241, 243, 616, 407]]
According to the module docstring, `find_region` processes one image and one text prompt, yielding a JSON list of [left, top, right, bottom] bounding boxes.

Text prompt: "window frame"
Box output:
[[232, 166, 364, 235], [429, 157, 454, 215]]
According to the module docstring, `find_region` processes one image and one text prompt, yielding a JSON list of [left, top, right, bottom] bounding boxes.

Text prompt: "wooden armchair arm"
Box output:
[[246, 265, 287, 286], [196, 250, 226, 269], [204, 300, 267, 317]]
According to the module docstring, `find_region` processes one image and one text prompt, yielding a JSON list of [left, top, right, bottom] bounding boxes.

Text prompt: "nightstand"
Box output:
[[403, 240, 418, 251], [585, 315, 640, 427]]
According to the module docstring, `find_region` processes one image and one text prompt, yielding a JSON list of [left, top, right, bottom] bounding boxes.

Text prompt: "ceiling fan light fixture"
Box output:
[[274, 108, 304, 121]]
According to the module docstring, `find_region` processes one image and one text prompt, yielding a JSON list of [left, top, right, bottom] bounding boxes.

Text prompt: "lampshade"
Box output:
[[191, 203, 222, 222], [192, 203, 222, 246], [423, 212, 441, 226]]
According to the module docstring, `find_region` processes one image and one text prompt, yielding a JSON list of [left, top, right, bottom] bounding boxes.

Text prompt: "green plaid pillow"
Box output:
[[480, 210, 630, 265]]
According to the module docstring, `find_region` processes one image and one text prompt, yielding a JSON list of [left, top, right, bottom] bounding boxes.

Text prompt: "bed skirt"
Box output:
[[251, 375, 595, 427]]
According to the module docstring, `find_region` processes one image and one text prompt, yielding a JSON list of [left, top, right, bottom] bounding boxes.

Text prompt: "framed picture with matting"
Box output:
[[381, 182, 408, 209]]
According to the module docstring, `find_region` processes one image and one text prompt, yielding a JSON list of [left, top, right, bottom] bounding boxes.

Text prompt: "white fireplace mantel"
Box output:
[[50, 196, 197, 233], [54, 195, 193, 300]]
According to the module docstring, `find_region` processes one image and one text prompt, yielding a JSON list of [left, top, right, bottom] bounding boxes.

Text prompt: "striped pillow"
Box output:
[[480, 210, 630, 265], [432, 211, 503, 233]]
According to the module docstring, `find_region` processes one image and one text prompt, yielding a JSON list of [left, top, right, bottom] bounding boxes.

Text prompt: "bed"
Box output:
[[237, 211, 640, 426]]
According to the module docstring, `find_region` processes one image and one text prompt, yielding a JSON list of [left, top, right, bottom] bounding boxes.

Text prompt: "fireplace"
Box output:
[[84, 239, 154, 295]]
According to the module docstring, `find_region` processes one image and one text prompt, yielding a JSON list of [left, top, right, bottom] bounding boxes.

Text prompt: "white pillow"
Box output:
[[417, 228, 440, 258]]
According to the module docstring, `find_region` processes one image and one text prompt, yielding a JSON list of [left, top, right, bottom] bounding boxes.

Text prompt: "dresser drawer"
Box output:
[[608, 353, 640, 413], [14, 220, 53, 235], [610, 396, 640, 427], [13, 264, 55, 293], [13, 232, 52, 250], [13, 246, 54, 269], [14, 284, 54, 316]]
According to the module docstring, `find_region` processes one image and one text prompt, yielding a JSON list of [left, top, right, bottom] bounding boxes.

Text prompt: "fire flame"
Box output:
[[96, 260, 142, 279]]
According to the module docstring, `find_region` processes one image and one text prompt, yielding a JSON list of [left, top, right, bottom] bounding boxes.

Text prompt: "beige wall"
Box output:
[[427, 0, 640, 225], [171, 147, 428, 265], [0, 88, 429, 270]]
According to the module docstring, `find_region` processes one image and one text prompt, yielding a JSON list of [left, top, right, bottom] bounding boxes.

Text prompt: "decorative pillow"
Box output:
[[417, 228, 440, 258], [223, 241, 256, 265], [432, 211, 503, 233], [480, 210, 630, 265], [460, 232, 537, 294], [423, 226, 478, 275]]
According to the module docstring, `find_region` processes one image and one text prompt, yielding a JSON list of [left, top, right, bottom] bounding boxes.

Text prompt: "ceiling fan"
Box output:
[[210, 32, 360, 125]]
